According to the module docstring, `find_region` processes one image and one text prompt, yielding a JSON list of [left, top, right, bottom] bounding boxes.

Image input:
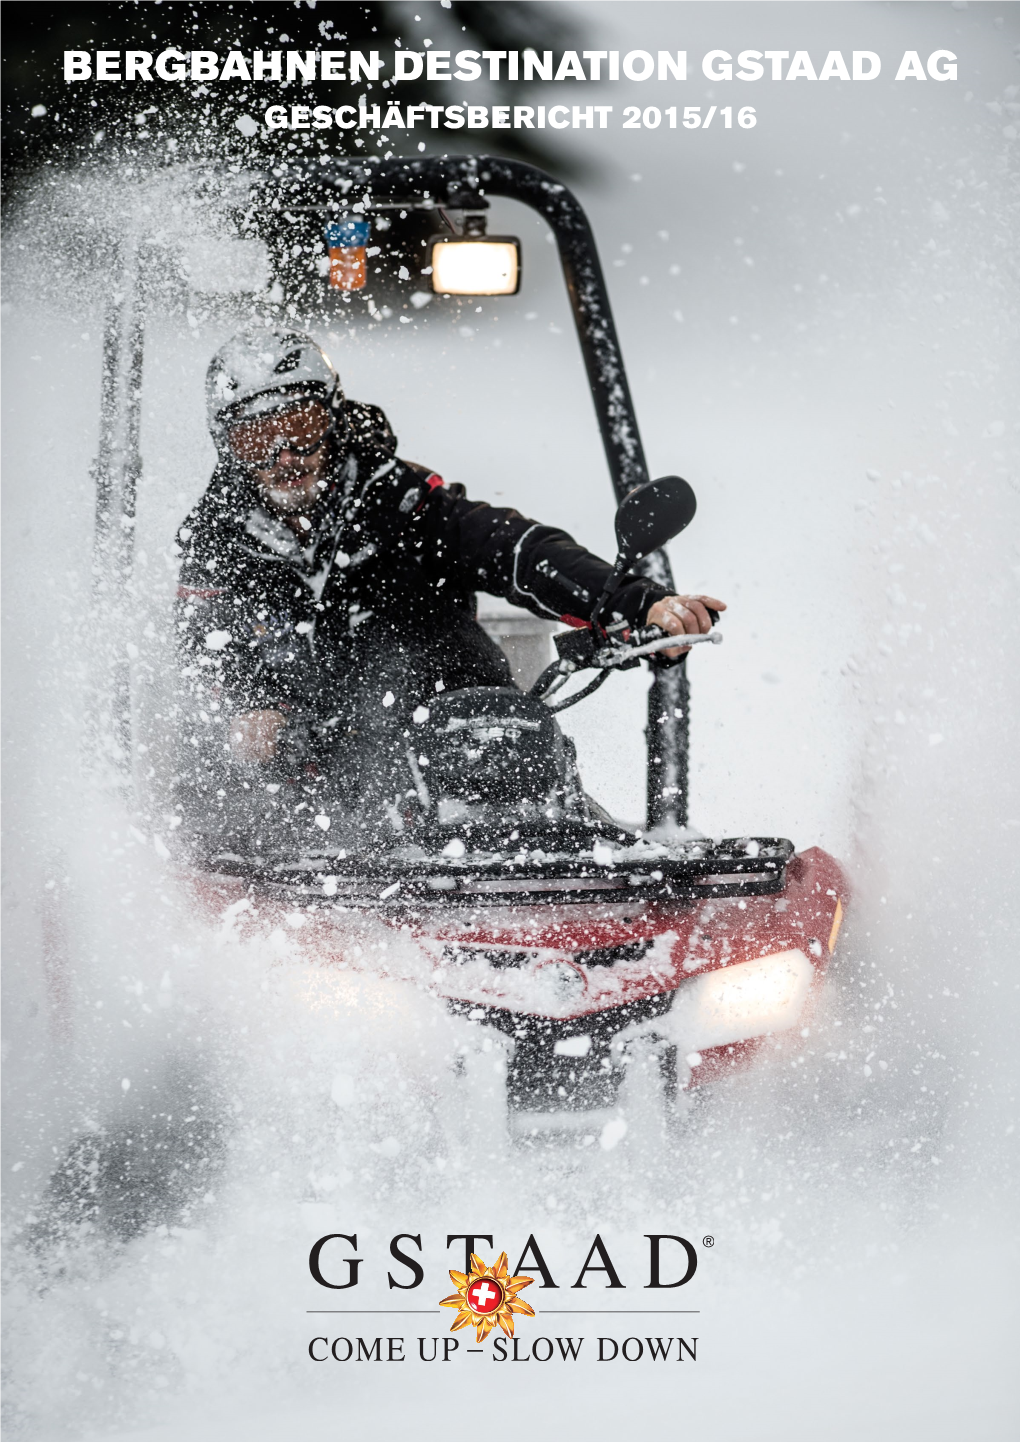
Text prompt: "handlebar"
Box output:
[[604, 624, 723, 665], [530, 620, 723, 711]]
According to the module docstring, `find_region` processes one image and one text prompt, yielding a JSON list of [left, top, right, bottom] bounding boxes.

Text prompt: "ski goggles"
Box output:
[[225, 398, 333, 467]]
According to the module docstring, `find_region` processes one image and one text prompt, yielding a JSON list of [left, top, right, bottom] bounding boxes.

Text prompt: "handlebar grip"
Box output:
[[629, 624, 668, 647], [633, 610, 720, 646]]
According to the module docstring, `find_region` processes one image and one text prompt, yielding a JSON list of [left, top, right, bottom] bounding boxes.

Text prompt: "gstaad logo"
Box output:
[[307, 1234, 706, 1367], [308, 1231, 701, 1294], [306, 1233, 704, 1365], [440, 1250, 535, 1342]]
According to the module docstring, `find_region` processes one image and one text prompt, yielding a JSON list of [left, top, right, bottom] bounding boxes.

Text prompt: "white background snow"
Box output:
[[2, 3, 1018, 1439]]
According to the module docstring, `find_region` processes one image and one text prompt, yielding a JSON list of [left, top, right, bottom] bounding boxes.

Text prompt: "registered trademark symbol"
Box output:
[[702, 1235, 714, 1248]]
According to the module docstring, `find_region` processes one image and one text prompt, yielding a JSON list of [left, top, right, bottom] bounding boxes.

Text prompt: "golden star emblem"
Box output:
[[439, 1250, 535, 1342]]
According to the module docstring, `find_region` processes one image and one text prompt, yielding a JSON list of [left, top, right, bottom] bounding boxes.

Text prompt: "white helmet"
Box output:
[[205, 327, 344, 442]]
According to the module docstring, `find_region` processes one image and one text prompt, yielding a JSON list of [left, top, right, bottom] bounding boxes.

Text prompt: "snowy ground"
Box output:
[[2, 3, 1018, 1438]]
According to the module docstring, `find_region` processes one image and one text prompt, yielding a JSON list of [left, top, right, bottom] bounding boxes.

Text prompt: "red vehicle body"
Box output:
[[184, 844, 846, 1127]]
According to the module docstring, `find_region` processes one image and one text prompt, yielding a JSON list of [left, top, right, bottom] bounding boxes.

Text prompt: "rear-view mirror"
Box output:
[[614, 475, 697, 566]]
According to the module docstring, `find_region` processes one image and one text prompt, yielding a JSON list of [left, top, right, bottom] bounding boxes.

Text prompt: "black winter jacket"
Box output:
[[174, 401, 669, 718]]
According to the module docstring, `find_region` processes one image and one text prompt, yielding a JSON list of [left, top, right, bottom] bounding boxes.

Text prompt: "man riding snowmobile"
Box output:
[[172, 327, 724, 849]]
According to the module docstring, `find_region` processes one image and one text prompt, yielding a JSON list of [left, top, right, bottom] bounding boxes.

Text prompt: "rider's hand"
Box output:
[[229, 709, 289, 763], [646, 594, 727, 659]]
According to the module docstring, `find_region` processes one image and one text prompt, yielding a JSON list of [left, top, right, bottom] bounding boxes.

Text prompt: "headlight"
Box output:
[[430, 238, 521, 296], [669, 949, 813, 1051]]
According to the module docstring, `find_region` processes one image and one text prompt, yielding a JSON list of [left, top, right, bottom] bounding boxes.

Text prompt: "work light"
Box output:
[[430, 217, 521, 296]]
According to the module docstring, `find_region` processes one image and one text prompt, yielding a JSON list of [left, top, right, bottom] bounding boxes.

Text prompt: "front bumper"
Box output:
[[437, 848, 847, 1115]]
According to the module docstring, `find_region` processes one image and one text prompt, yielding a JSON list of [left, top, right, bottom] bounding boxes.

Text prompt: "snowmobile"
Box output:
[[91, 155, 847, 1139]]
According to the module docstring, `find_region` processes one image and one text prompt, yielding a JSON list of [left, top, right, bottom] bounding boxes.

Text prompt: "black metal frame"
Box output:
[[204, 836, 793, 910], [264, 154, 692, 829], [90, 241, 147, 776]]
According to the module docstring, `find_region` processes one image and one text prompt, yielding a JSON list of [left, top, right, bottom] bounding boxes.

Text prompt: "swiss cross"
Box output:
[[468, 1279, 502, 1314]]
